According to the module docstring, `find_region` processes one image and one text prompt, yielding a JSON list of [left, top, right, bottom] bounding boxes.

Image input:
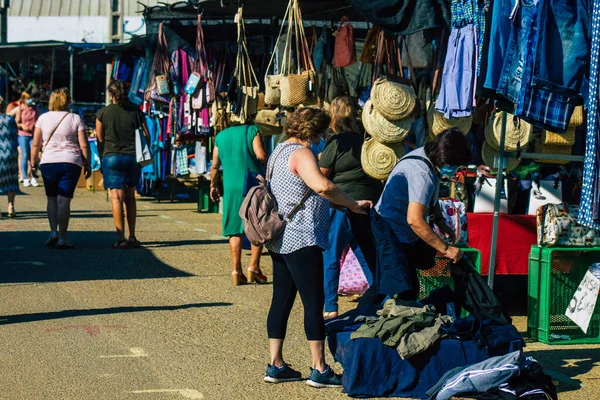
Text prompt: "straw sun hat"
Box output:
[[361, 138, 406, 180], [482, 142, 521, 171], [362, 100, 411, 144], [370, 78, 416, 121], [428, 107, 472, 136], [484, 112, 533, 152]]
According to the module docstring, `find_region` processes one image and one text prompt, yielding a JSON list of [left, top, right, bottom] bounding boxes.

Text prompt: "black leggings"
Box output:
[[267, 246, 325, 341]]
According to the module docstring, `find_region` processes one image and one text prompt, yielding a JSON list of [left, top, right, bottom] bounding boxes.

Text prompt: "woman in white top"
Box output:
[[31, 88, 91, 249]]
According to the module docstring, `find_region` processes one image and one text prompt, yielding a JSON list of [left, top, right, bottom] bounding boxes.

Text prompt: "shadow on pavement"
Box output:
[[13, 211, 157, 220], [0, 231, 196, 283], [143, 239, 229, 248], [0, 302, 233, 325], [525, 348, 600, 393]]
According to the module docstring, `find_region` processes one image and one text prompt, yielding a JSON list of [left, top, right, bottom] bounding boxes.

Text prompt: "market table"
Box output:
[[466, 213, 537, 275]]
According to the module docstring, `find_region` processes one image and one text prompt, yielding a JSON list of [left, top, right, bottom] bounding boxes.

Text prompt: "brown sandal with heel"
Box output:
[[248, 268, 268, 284], [232, 271, 248, 286]]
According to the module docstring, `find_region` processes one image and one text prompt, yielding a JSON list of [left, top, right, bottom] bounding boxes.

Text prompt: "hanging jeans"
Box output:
[[579, 0, 600, 229], [496, 0, 540, 103], [323, 209, 373, 313], [435, 24, 476, 119], [516, 0, 590, 133], [483, 0, 514, 92]]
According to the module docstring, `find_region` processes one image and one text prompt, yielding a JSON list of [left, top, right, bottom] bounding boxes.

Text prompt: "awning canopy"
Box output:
[[141, 0, 362, 22], [0, 41, 105, 63]]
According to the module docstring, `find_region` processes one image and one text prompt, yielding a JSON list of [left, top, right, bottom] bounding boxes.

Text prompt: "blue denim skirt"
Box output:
[[102, 155, 140, 190]]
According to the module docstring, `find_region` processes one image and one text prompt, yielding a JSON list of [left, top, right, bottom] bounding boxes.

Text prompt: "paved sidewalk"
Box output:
[[0, 187, 598, 399]]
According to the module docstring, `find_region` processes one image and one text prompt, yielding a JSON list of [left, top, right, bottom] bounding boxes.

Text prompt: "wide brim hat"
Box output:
[[543, 127, 576, 146], [362, 100, 411, 144], [361, 138, 406, 181], [371, 77, 416, 121], [484, 112, 533, 152], [570, 106, 584, 127], [482, 142, 521, 171], [428, 107, 472, 136]]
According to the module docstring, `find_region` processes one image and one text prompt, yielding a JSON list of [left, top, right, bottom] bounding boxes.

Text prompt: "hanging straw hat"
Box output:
[[484, 112, 533, 152], [371, 77, 416, 121], [428, 107, 472, 136], [482, 142, 521, 171], [361, 138, 406, 180], [362, 100, 411, 144], [543, 127, 576, 146], [569, 106, 584, 127]]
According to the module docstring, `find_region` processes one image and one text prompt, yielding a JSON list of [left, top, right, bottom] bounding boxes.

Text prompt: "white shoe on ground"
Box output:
[[23, 179, 31, 187], [30, 177, 39, 187]]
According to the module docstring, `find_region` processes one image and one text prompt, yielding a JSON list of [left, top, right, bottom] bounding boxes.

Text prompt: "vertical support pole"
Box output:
[[69, 47, 74, 100], [50, 48, 55, 91], [0, 0, 8, 44], [487, 111, 508, 288]]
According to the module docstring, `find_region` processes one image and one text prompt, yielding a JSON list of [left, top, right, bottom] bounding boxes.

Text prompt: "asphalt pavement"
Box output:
[[0, 187, 599, 400]]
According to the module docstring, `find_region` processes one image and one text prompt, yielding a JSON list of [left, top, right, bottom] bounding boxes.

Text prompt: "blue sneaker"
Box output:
[[264, 363, 302, 383], [306, 366, 342, 388]]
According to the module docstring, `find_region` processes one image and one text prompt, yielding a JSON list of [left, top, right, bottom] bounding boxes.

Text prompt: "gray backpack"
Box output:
[[239, 144, 311, 246]]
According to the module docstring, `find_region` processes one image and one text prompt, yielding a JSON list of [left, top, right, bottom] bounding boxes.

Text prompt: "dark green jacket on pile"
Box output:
[[351, 300, 452, 359]]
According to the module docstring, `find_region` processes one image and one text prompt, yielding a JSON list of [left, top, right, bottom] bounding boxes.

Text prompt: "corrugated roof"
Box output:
[[7, 0, 182, 17]]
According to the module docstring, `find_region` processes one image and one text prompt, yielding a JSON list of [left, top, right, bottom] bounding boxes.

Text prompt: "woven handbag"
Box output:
[[278, 0, 316, 108], [231, 8, 260, 123]]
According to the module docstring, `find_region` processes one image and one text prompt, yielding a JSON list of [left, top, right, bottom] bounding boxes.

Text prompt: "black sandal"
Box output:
[[111, 239, 129, 249], [128, 236, 142, 248]]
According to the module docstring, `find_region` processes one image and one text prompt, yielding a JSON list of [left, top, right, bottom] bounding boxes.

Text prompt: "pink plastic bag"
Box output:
[[338, 246, 369, 295]]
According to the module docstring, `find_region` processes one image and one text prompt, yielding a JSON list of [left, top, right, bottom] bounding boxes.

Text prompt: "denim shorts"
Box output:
[[40, 162, 82, 198], [102, 154, 141, 190]]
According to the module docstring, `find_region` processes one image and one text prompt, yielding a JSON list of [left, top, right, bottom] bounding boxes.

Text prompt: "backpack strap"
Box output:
[[400, 155, 439, 210], [267, 142, 313, 222]]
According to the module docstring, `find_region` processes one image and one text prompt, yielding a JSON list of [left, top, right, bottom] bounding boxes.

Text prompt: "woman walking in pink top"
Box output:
[[15, 92, 40, 187], [31, 88, 91, 249]]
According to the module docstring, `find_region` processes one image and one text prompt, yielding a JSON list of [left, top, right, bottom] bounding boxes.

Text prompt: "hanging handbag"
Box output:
[[327, 67, 350, 103], [146, 23, 172, 103], [400, 29, 436, 69], [263, 2, 292, 106], [433, 198, 469, 247], [279, 0, 314, 107], [230, 8, 260, 123], [528, 175, 563, 216], [333, 16, 357, 68], [255, 109, 285, 136], [360, 26, 381, 64], [135, 113, 153, 167], [191, 14, 214, 110]]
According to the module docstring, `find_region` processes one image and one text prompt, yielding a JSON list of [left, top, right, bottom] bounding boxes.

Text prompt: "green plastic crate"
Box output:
[[197, 177, 219, 213], [528, 245, 600, 345], [418, 248, 481, 300]]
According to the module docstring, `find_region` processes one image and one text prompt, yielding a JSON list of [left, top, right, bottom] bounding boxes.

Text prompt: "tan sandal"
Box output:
[[248, 268, 268, 284], [232, 271, 248, 286]]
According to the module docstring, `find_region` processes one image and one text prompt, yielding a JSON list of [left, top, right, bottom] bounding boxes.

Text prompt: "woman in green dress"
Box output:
[[210, 123, 268, 286]]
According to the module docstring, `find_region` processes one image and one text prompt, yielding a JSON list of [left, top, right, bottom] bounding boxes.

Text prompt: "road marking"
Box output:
[[160, 215, 172, 219], [45, 325, 127, 336], [100, 347, 148, 358], [4, 261, 44, 266], [127, 389, 203, 399], [194, 228, 207, 232], [0, 246, 24, 250]]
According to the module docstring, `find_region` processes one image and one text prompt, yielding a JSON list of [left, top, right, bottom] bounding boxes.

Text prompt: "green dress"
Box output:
[[215, 124, 262, 237]]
